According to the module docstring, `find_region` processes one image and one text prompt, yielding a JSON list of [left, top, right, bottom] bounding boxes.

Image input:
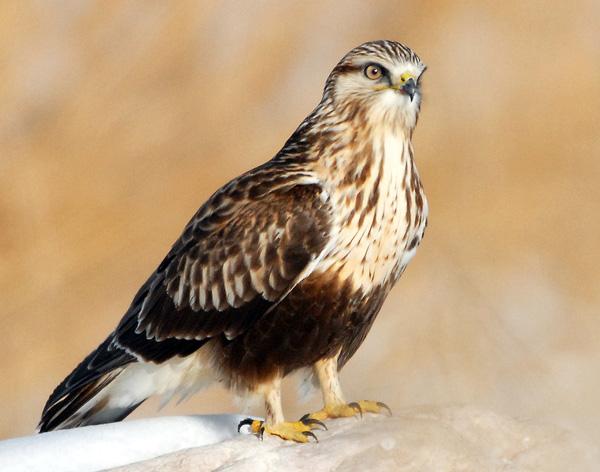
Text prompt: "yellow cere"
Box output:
[[400, 72, 415, 82]]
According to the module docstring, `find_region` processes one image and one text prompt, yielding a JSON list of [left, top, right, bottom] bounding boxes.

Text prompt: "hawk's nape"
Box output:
[[39, 40, 428, 443]]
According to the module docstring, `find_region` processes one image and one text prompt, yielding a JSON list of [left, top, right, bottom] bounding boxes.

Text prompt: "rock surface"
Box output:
[[109, 406, 598, 472]]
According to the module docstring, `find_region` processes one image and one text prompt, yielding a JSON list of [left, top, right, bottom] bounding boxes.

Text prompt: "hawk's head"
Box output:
[[325, 40, 426, 131]]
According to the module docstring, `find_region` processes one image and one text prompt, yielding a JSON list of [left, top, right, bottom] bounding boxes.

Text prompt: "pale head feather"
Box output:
[[324, 40, 426, 133]]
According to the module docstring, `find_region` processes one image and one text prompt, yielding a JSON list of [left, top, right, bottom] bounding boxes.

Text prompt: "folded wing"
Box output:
[[114, 176, 334, 361]]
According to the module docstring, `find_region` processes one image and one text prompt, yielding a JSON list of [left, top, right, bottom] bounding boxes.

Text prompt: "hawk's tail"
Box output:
[[38, 335, 139, 432], [38, 333, 214, 432]]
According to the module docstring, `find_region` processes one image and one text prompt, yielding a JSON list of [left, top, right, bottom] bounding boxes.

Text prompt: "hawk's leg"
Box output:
[[237, 377, 325, 443], [302, 357, 392, 422]]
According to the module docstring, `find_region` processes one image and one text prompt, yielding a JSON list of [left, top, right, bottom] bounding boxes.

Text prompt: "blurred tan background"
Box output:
[[1, 0, 599, 445]]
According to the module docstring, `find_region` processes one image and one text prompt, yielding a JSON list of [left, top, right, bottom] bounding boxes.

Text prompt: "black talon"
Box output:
[[348, 402, 363, 418], [258, 424, 265, 441], [300, 413, 311, 422], [237, 418, 255, 433], [302, 431, 319, 443], [301, 417, 328, 431], [377, 401, 392, 416]]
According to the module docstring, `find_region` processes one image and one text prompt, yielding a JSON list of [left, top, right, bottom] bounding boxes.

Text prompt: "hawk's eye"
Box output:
[[364, 64, 383, 80]]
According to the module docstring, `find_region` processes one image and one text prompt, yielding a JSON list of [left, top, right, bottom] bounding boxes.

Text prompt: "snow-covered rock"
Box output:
[[110, 406, 599, 472], [1, 406, 597, 472]]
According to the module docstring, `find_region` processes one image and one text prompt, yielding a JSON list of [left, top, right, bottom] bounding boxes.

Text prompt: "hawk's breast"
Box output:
[[316, 131, 427, 295]]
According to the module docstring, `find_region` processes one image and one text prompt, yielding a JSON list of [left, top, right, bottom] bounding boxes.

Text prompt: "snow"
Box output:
[[0, 414, 252, 472], [1, 406, 598, 472]]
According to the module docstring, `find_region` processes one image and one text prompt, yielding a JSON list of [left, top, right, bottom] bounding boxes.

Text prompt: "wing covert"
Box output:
[[114, 179, 333, 359]]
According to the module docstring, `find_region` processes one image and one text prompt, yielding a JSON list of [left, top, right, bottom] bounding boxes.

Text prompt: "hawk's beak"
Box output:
[[389, 73, 418, 101], [402, 77, 417, 102]]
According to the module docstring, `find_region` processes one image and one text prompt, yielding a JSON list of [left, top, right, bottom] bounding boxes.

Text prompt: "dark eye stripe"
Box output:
[[334, 63, 362, 75]]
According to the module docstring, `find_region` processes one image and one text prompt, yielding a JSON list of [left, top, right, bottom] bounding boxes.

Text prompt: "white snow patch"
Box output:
[[0, 414, 253, 472]]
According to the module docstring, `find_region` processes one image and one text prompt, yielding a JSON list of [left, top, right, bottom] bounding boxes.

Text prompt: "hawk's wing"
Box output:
[[40, 171, 335, 432], [113, 176, 334, 363]]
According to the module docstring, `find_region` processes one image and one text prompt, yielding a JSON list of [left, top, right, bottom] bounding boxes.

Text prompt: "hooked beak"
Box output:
[[401, 77, 417, 101]]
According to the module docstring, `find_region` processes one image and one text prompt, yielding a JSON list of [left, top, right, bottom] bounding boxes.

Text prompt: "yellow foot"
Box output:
[[303, 400, 392, 422], [237, 417, 326, 443]]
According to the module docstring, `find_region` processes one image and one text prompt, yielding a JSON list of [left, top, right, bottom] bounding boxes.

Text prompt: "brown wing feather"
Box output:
[[114, 170, 333, 361]]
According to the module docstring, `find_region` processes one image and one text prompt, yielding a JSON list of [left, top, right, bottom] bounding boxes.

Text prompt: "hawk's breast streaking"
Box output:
[[39, 40, 428, 443]]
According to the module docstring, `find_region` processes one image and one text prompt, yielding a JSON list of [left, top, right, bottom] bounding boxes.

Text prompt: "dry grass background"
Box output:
[[1, 0, 599, 445]]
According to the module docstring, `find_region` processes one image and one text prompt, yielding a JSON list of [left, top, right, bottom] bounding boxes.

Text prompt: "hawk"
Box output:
[[39, 40, 428, 442]]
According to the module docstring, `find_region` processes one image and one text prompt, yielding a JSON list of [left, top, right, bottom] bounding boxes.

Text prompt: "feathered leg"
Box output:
[[302, 356, 392, 422], [237, 377, 325, 442]]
